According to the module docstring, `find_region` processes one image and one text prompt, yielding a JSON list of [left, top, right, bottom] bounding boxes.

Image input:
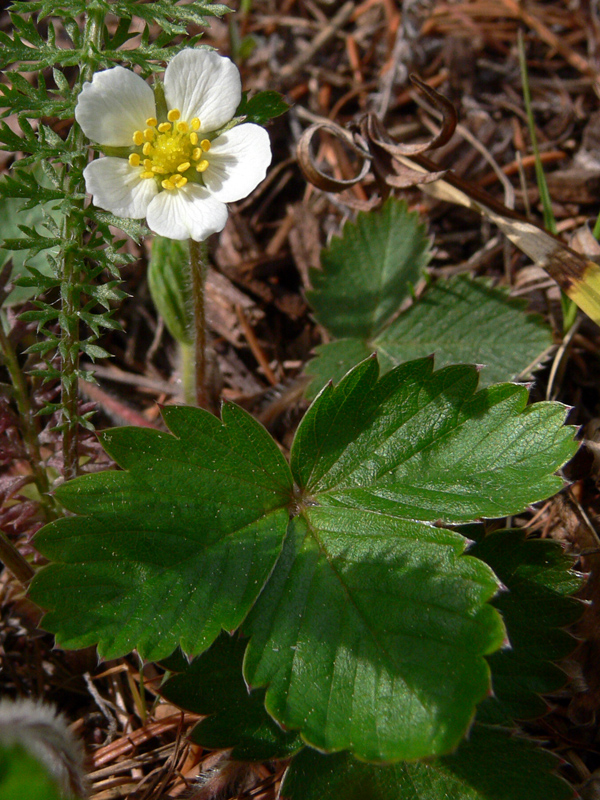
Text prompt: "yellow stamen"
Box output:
[[132, 108, 210, 193]]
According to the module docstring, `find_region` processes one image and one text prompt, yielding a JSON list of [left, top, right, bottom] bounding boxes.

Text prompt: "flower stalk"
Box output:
[[189, 238, 214, 411]]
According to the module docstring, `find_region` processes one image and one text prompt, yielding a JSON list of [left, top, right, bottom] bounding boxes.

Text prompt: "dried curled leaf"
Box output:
[[297, 121, 372, 194], [296, 75, 600, 328], [296, 77, 455, 195], [366, 75, 457, 157]]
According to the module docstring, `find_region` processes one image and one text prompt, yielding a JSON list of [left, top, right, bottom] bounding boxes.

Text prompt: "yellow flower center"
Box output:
[[129, 109, 212, 191]]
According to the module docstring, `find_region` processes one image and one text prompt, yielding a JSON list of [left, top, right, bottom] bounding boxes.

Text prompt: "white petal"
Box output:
[[83, 157, 157, 218], [145, 184, 229, 241], [75, 66, 156, 147], [202, 124, 271, 203], [164, 49, 241, 132]]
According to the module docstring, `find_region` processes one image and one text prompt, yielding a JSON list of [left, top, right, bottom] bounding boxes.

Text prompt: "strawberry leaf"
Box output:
[[29, 357, 577, 763], [306, 275, 553, 399], [280, 725, 572, 800], [242, 357, 577, 761], [472, 529, 582, 724]]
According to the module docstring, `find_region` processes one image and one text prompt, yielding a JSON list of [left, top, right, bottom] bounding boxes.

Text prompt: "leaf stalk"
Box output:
[[189, 237, 217, 411]]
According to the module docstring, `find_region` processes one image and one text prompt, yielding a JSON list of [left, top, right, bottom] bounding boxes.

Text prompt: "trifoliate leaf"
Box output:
[[161, 633, 302, 760], [30, 404, 293, 661], [30, 356, 577, 765], [472, 529, 582, 725], [306, 275, 553, 398], [307, 198, 431, 340], [280, 725, 572, 800]]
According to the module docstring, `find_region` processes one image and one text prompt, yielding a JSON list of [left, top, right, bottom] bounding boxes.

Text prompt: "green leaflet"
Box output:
[[472, 529, 582, 724], [306, 275, 553, 399], [30, 403, 293, 661], [294, 357, 575, 521], [307, 197, 431, 340], [160, 634, 302, 761], [243, 512, 504, 762]]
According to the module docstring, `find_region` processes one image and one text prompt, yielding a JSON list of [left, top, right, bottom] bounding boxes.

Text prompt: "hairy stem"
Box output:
[[189, 238, 215, 410], [0, 320, 54, 519], [178, 342, 196, 406], [60, 9, 104, 481]]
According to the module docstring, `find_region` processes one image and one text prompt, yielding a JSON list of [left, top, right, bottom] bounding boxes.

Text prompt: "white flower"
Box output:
[[75, 49, 272, 241]]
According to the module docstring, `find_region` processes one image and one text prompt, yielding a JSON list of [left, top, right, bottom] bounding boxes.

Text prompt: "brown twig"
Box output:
[[235, 304, 278, 386]]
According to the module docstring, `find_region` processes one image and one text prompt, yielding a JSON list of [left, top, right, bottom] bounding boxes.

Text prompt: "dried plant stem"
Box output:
[[60, 9, 103, 481], [0, 322, 53, 519], [0, 528, 35, 585], [189, 238, 214, 410]]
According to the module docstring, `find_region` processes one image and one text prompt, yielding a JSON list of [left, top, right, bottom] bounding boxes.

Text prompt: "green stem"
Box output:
[[189, 238, 214, 410], [178, 342, 196, 406], [60, 9, 104, 481], [0, 528, 35, 585], [0, 318, 54, 519], [518, 29, 577, 332]]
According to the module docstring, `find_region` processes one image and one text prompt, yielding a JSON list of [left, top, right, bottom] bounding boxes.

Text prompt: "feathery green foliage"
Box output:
[[0, 0, 228, 476]]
